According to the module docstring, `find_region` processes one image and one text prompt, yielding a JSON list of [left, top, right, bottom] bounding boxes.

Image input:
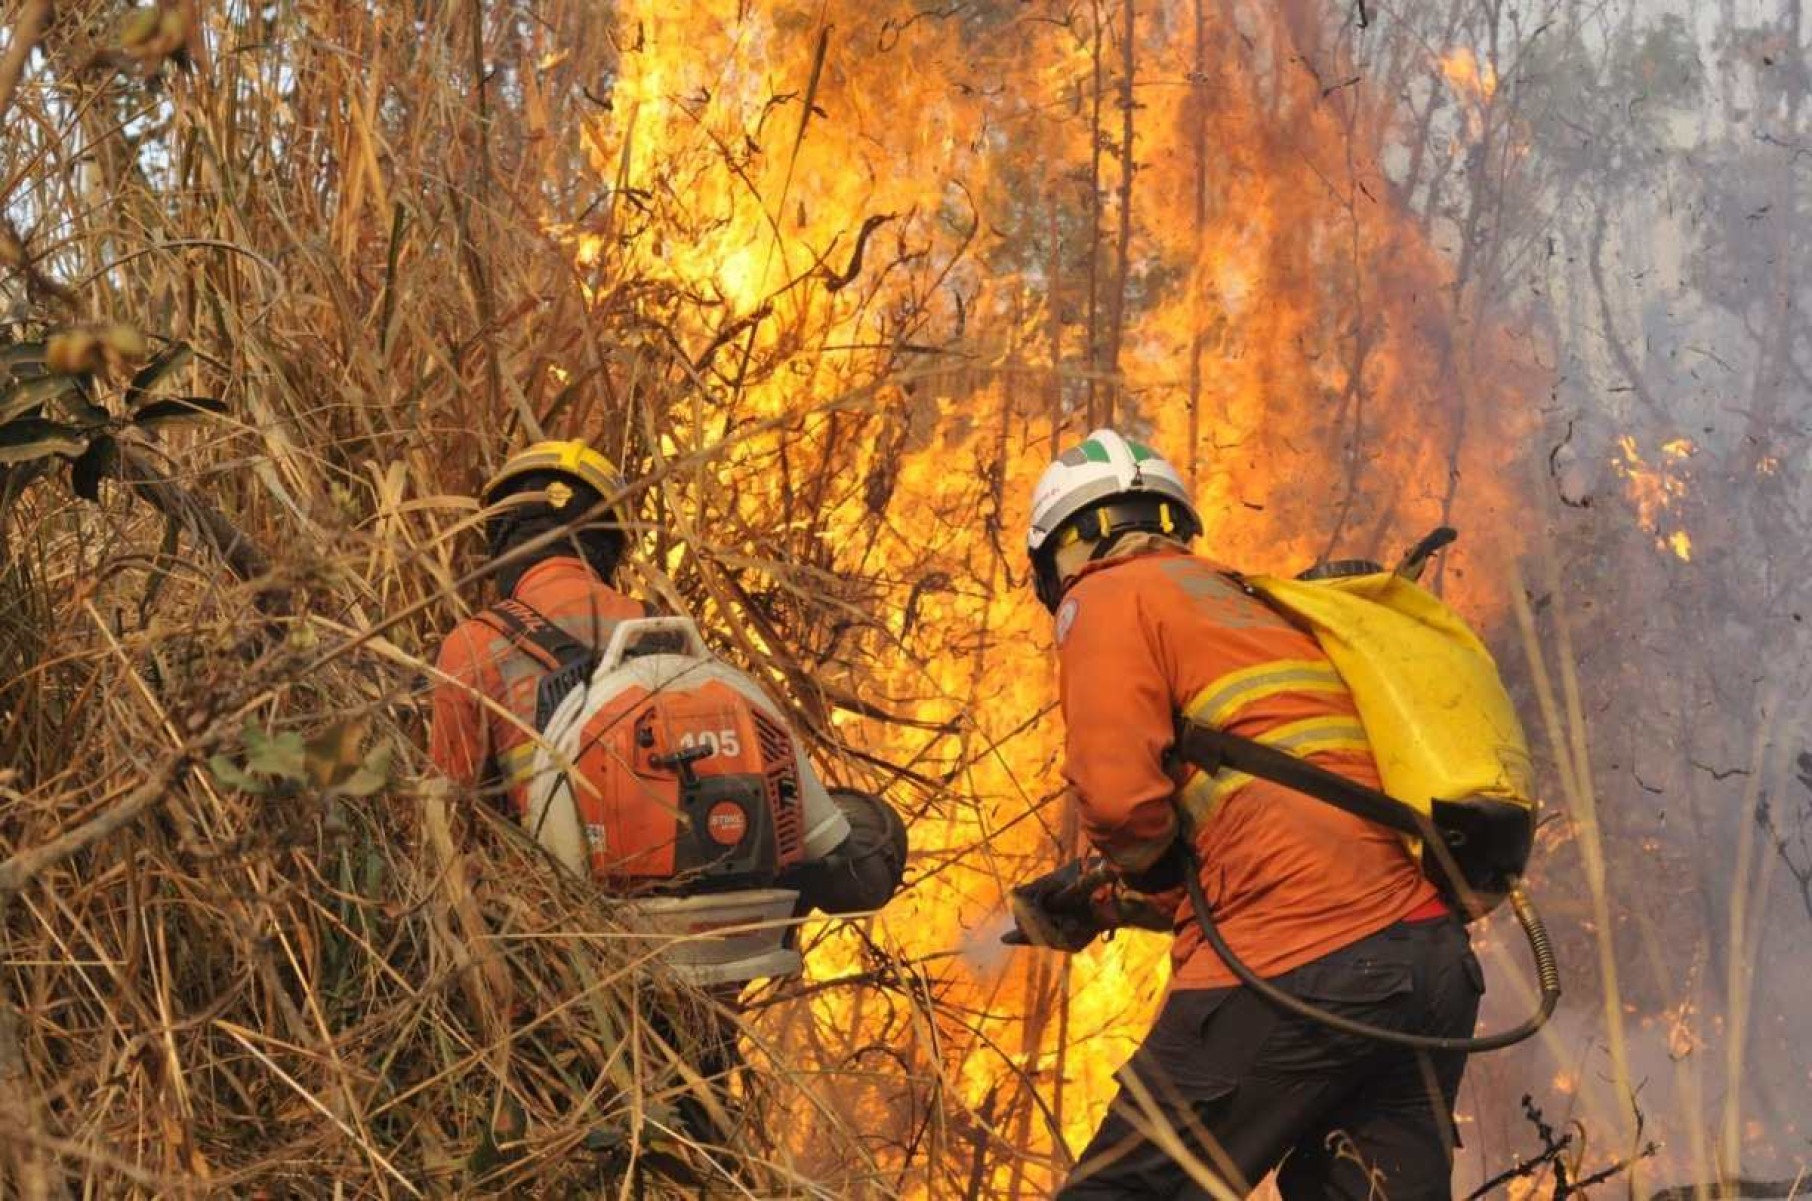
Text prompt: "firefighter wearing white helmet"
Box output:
[[1026, 428, 1203, 612], [1009, 428, 1479, 1199]]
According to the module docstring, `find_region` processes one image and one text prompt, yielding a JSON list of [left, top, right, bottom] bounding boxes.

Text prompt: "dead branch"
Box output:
[[824, 213, 898, 292], [118, 444, 272, 585], [1648, 1180, 1811, 1200], [0, 0, 51, 125]]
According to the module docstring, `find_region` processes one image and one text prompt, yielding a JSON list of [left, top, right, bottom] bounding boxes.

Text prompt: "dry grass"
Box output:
[[0, 444, 903, 1195], [7, 0, 1798, 1196], [0, 0, 972, 1193]]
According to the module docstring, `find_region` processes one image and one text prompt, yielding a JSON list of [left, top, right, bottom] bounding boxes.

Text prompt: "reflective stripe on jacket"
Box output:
[[1055, 547, 1438, 989]]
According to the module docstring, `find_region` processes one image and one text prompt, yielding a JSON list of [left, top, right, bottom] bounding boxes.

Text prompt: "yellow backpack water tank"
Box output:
[[1240, 569, 1537, 830], [1173, 556, 1561, 1040]]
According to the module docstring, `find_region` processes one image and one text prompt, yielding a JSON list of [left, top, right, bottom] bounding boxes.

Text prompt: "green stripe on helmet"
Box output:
[[1080, 439, 1111, 463], [1129, 440, 1157, 460]]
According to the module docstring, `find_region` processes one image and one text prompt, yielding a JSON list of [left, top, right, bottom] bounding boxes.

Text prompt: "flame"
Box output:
[[1440, 47, 1499, 104], [569, 4, 1539, 1188], [1664, 999, 1702, 1060], [1612, 435, 1694, 560], [1438, 46, 1499, 149]]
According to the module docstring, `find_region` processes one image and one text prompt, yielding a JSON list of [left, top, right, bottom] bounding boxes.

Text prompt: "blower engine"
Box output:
[[527, 618, 817, 984]]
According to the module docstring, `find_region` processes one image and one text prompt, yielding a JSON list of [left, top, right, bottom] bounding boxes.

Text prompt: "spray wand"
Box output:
[[999, 860, 1119, 948]]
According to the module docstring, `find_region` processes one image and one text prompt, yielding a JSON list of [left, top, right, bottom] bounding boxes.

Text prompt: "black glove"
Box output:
[[1004, 859, 1111, 952], [1003, 852, 1187, 949], [1112, 837, 1190, 932], [1117, 832, 1188, 892]]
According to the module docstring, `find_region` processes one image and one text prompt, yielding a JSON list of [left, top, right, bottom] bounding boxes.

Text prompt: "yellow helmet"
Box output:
[[481, 440, 627, 523]]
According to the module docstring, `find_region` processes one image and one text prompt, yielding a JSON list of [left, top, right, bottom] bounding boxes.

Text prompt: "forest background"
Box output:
[[0, 0, 1808, 1195]]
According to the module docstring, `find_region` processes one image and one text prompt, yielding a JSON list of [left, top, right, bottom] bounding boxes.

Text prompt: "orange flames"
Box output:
[[574, 1, 1539, 1189], [1440, 45, 1499, 141], [1440, 47, 1500, 103], [1612, 435, 1695, 561], [1439, 47, 1499, 144]]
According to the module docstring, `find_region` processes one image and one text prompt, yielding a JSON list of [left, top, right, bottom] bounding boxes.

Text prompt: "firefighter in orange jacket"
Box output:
[[430, 440, 905, 913], [1011, 430, 1483, 1200], [428, 441, 904, 1161]]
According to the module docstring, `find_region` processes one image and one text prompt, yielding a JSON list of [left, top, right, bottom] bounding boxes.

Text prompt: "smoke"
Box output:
[[957, 909, 1022, 978]]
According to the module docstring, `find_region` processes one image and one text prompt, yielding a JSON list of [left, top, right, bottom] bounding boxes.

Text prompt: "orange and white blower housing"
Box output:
[[526, 618, 851, 985]]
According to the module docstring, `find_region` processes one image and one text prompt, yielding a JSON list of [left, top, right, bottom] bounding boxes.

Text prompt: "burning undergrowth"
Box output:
[[2, 0, 1803, 1195]]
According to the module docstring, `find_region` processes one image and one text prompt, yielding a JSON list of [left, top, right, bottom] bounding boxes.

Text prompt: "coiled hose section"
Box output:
[[1182, 852, 1561, 1053]]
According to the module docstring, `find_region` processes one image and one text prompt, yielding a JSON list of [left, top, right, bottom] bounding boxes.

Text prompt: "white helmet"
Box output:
[[1026, 428, 1201, 611]]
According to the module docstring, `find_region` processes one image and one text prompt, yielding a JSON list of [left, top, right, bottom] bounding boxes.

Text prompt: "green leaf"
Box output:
[[208, 754, 270, 795], [0, 375, 81, 425], [125, 343, 193, 408], [242, 722, 308, 781], [638, 1100, 682, 1133], [581, 1125, 628, 1153], [331, 744, 393, 798], [304, 720, 365, 786], [70, 436, 118, 502], [0, 418, 89, 465], [132, 395, 228, 429], [467, 1096, 529, 1173], [360, 843, 385, 895]]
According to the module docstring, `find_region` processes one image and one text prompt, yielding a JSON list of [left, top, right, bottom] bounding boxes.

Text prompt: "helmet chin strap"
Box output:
[[1086, 530, 1125, 562], [1036, 498, 1200, 612], [1036, 535, 1108, 613]]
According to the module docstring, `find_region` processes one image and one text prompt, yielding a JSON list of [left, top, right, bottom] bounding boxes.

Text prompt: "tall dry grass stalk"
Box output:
[[8, 0, 1780, 1195], [0, 0, 972, 1193]]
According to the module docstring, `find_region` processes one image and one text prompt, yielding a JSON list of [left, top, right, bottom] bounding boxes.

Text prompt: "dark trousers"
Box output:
[[1060, 916, 1483, 1200], [647, 987, 745, 1147]]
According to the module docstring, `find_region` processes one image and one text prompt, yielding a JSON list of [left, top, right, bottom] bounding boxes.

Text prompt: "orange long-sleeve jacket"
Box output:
[[430, 556, 648, 811], [1055, 547, 1439, 990]]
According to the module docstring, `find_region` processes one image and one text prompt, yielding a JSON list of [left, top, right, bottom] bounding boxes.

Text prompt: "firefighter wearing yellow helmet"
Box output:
[[430, 439, 905, 917], [426, 438, 907, 1153]]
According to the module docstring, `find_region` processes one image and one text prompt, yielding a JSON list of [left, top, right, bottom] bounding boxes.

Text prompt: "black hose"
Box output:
[[1181, 850, 1561, 1053]]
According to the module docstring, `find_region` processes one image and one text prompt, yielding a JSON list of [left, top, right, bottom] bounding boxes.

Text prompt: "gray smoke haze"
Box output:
[[1364, 0, 1812, 1190]]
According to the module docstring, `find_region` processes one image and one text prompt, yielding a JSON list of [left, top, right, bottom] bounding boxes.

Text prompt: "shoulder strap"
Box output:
[[1173, 719, 1434, 843], [477, 598, 592, 672], [478, 599, 599, 731]]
